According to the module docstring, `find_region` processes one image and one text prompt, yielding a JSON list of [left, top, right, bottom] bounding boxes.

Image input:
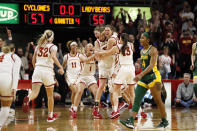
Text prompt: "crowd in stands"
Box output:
[[0, 0, 197, 108]]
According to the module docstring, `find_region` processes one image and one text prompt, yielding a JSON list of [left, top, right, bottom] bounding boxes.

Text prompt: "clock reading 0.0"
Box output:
[[53, 4, 81, 16], [24, 13, 44, 25], [90, 14, 105, 26]]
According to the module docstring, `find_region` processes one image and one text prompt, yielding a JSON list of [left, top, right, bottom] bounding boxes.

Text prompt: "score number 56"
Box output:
[[90, 14, 105, 26]]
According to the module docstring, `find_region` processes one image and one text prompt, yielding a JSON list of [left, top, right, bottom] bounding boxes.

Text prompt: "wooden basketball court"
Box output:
[[2, 106, 197, 131]]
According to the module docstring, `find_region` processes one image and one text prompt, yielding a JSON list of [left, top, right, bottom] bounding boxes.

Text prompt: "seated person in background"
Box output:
[[174, 73, 197, 108]]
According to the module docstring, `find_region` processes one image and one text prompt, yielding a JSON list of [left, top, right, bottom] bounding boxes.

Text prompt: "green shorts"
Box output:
[[137, 71, 161, 89]]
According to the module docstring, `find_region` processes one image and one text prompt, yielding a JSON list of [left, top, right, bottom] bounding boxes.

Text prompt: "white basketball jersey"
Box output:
[[64, 53, 81, 77], [79, 54, 95, 76], [0, 52, 17, 74], [35, 43, 57, 69], [117, 43, 134, 65]]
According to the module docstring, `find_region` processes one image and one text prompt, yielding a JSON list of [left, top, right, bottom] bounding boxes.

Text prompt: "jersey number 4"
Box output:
[[38, 47, 49, 57], [0, 54, 5, 62]]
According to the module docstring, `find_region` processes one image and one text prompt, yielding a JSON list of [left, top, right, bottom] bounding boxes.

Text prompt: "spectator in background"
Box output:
[[174, 73, 196, 108], [162, 32, 178, 78], [178, 29, 193, 76], [25, 42, 35, 79], [129, 34, 140, 62], [88, 37, 93, 44], [181, 2, 195, 22], [0, 38, 4, 50], [135, 62, 142, 75], [17, 47, 29, 79], [160, 46, 171, 79]]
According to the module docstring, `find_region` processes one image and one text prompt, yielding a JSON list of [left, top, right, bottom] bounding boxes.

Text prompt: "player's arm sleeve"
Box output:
[[12, 54, 22, 90]]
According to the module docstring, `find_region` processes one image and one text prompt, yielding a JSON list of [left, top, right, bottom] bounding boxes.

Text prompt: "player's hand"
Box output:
[[6, 27, 12, 37], [190, 64, 194, 70], [134, 73, 143, 82], [58, 67, 64, 75], [176, 99, 181, 103], [11, 89, 16, 101]]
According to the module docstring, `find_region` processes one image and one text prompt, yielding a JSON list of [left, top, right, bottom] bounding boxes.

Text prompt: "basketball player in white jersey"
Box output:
[[0, 44, 21, 129], [62, 41, 81, 111], [70, 43, 98, 118], [93, 25, 118, 119], [22, 30, 64, 122], [95, 33, 135, 119]]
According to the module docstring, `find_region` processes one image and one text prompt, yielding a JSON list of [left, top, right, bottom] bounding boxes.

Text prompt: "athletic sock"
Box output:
[[73, 106, 77, 111], [0, 107, 10, 126], [49, 112, 53, 118], [114, 106, 118, 112]]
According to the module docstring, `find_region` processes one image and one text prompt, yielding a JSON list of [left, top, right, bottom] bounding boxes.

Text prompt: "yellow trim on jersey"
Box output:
[[138, 81, 149, 89], [194, 76, 197, 79], [148, 71, 162, 88]]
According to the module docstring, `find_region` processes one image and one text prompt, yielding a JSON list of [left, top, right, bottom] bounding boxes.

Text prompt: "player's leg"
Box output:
[[95, 78, 107, 105], [150, 82, 168, 128], [45, 86, 58, 122], [0, 98, 12, 128], [71, 82, 86, 118], [128, 84, 135, 105], [69, 84, 76, 109], [88, 83, 98, 99], [119, 84, 148, 129], [22, 83, 42, 113], [110, 84, 121, 119], [29, 83, 42, 101]]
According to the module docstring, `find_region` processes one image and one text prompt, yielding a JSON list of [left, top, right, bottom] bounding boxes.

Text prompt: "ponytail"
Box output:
[[37, 30, 54, 51], [120, 33, 129, 56]]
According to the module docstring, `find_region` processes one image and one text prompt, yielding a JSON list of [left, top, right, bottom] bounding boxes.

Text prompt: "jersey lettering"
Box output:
[[38, 47, 49, 57], [0, 54, 5, 62]]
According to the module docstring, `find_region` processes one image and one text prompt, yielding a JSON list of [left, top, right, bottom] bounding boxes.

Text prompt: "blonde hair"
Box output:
[[37, 30, 54, 51], [2, 44, 11, 54]]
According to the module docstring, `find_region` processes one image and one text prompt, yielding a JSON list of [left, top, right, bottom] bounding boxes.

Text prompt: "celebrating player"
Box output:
[[22, 30, 64, 122], [95, 33, 135, 119], [62, 41, 81, 111], [0, 44, 21, 129], [93, 25, 119, 119], [70, 43, 98, 118]]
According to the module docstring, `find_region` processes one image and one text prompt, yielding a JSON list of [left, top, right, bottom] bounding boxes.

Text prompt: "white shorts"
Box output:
[[114, 65, 136, 85], [0, 74, 12, 97], [76, 75, 97, 88], [32, 66, 55, 87], [99, 67, 113, 79], [65, 74, 78, 86]]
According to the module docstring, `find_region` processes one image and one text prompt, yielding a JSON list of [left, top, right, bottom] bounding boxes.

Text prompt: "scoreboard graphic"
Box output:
[[0, 3, 112, 26]]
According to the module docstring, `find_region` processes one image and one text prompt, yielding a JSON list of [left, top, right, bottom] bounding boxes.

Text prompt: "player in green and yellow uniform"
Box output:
[[190, 42, 197, 100], [120, 32, 169, 129]]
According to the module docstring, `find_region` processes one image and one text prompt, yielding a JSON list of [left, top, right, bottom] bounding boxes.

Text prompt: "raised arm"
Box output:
[[79, 54, 95, 63]]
